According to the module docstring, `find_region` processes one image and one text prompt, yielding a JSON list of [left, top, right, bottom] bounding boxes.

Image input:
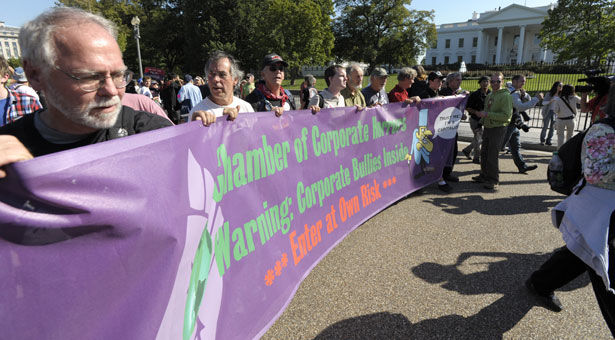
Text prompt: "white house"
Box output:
[[0, 22, 21, 60], [425, 4, 557, 66]]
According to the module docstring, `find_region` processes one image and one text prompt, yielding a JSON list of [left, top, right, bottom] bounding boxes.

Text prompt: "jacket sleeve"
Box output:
[[511, 92, 539, 111], [486, 92, 513, 124]]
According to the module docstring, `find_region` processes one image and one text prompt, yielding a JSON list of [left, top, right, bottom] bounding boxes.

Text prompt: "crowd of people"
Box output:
[[0, 6, 613, 337]]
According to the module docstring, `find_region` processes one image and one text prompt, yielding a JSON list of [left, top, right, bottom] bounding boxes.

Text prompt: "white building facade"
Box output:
[[0, 22, 21, 60], [425, 4, 557, 66]]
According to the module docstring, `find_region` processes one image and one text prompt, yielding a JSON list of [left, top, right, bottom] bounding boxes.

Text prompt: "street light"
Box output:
[[131, 16, 143, 80]]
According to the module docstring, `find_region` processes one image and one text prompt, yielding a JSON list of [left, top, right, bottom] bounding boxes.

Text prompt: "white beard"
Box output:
[[45, 86, 122, 130]]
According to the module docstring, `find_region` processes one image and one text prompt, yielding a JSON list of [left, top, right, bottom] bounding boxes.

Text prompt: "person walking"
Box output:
[[552, 84, 580, 147], [540, 81, 562, 145]]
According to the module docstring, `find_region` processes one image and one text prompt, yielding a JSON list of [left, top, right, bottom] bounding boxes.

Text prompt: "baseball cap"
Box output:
[[428, 71, 445, 81], [13, 67, 27, 82], [262, 53, 289, 68], [184, 74, 193, 82], [371, 67, 388, 77], [478, 75, 490, 83]]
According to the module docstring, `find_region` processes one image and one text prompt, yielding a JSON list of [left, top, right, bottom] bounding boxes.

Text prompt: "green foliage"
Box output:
[[333, 0, 436, 72], [539, 0, 615, 64], [7, 58, 22, 69]]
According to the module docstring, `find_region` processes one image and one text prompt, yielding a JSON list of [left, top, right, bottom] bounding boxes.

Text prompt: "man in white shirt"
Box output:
[[138, 76, 153, 99], [309, 64, 347, 113], [191, 51, 253, 125]]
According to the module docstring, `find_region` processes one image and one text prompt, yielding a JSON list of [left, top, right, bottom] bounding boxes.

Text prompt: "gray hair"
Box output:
[[447, 72, 462, 81], [398, 67, 417, 81], [347, 63, 364, 76], [304, 74, 316, 86], [19, 7, 118, 69], [204, 50, 242, 81]]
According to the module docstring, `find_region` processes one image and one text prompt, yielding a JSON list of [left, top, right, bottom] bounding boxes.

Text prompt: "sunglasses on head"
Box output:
[[269, 65, 284, 72]]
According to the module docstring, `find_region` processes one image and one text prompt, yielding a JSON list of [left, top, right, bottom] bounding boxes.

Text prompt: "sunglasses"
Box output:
[[269, 65, 285, 72], [490, 80, 502, 83]]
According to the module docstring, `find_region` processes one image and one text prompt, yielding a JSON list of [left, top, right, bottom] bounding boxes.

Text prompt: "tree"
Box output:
[[333, 0, 436, 72], [539, 0, 615, 64]]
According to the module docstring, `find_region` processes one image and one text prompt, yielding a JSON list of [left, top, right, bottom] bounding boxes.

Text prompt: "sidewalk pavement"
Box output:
[[457, 120, 558, 153]]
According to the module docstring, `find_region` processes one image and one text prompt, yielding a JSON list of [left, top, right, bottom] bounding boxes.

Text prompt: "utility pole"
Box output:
[[131, 16, 143, 80]]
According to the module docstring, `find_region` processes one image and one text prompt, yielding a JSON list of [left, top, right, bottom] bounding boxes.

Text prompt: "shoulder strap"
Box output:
[[318, 93, 325, 109], [561, 97, 575, 116]]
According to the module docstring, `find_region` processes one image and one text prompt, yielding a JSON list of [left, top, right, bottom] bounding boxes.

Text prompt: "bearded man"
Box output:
[[0, 7, 172, 177]]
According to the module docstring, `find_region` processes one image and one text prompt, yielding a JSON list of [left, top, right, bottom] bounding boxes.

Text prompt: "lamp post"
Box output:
[[131, 16, 143, 80]]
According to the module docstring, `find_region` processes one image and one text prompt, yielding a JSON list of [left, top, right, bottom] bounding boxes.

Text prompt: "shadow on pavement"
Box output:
[[313, 252, 589, 340], [422, 194, 561, 215]]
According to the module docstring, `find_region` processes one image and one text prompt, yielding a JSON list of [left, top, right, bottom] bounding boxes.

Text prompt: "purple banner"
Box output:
[[0, 96, 466, 339]]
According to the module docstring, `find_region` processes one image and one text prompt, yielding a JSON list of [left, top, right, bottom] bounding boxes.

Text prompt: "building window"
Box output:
[[4, 42, 11, 58], [457, 56, 463, 63], [472, 37, 478, 47], [492, 55, 496, 64], [445, 39, 450, 48], [431, 57, 436, 66], [444, 56, 450, 64], [494, 36, 498, 46], [12, 42, 18, 57], [471, 55, 476, 63], [458, 38, 464, 48]]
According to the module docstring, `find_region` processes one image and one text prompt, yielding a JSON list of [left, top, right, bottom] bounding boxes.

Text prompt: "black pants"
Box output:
[[531, 212, 615, 336], [442, 133, 458, 178]]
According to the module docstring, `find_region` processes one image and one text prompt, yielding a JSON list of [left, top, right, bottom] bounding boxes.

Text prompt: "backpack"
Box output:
[[548, 117, 615, 195]]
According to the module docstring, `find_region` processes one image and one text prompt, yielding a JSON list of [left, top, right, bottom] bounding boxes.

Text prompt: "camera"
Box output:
[[512, 112, 530, 132], [575, 69, 606, 93]]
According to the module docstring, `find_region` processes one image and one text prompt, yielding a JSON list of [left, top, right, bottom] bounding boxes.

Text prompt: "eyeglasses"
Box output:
[[490, 80, 502, 83], [55, 66, 129, 92], [269, 65, 284, 72]]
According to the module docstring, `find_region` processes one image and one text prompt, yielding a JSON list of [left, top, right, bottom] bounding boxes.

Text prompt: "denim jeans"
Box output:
[[540, 109, 555, 144], [463, 118, 482, 160], [508, 127, 527, 171]]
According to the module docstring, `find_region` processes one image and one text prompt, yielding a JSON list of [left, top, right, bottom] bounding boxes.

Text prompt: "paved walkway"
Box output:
[[457, 120, 559, 153], [263, 144, 611, 339]]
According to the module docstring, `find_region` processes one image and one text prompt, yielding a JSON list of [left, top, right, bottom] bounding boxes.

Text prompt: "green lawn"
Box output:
[[284, 73, 592, 94]]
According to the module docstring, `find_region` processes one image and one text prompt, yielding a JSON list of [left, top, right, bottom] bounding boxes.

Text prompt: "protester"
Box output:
[[552, 84, 580, 147], [388, 67, 420, 104], [341, 64, 366, 108], [503, 75, 543, 174], [471, 72, 512, 190], [0, 7, 172, 178], [526, 84, 615, 336], [416, 71, 454, 192], [1, 57, 42, 127], [438, 72, 468, 184], [300, 75, 318, 109], [462, 76, 491, 164], [308, 65, 347, 113], [409, 65, 428, 98], [150, 79, 161, 105], [540, 81, 562, 145], [418, 71, 444, 99], [362, 68, 389, 106], [189, 51, 254, 126], [178, 74, 203, 120], [245, 53, 296, 115]]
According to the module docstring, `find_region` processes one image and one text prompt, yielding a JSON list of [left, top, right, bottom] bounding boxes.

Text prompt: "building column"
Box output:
[[495, 27, 504, 64], [476, 30, 484, 63], [518, 25, 526, 64]]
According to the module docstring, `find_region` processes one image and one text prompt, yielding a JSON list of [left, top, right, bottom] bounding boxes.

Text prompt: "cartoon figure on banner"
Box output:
[[407, 108, 435, 179], [156, 150, 224, 340]]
